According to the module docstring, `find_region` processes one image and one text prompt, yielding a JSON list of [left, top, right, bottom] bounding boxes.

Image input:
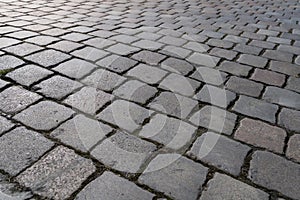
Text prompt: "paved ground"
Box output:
[[0, 0, 299, 199]]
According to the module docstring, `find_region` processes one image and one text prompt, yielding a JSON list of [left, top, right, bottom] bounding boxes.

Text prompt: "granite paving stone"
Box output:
[[0, 79, 9, 89], [53, 58, 97, 79], [0, 55, 24, 70], [64, 86, 113, 115], [127, 64, 168, 84], [91, 131, 156, 173], [106, 43, 140, 56], [97, 100, 152, 132], [0, 127, 54, 176], [190, 67, 227, 86], [187, 53, 220, 67], [51, 114, 113, 152], [0, 116, 14, 135], [286, 134, 300, 163], [250, 69, 286, 86], [285, 76, 300, 93], [226, 76, 264, 97], [200, 173, 269, 200], [0, 37, 20, 48], [6, 65, 53, 86], [4, 43, 43, 56], [75, 171, 155, 200], [0, 86, 42, 114], [35, 75, 83, 100], [238, 54, 268, 68], [161, 57, 194, 75], [278, 108, 300, 132], [96, 55, 137, 73], [189, 105, 237, 135], [25, 49, 71, 67], [249, 151, 300, 200], [82, 68, 126, 92], [16, 146, 96, 200], [233, 95, 278, 123], [139, 114, 197, 150], [269, 61, 300, 76], [235, 118, 286, 153], [113, 80, 158, 104], [139, 154, 208, 200], [14, 101, 75, 131], [71, 47, 108, 62], [48, 40, 83, 52], [131, 50, 166, 65], [25, 35, 60, 46]]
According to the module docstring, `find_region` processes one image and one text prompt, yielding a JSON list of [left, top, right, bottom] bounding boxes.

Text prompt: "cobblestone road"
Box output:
[[0, 0, 299, 199]]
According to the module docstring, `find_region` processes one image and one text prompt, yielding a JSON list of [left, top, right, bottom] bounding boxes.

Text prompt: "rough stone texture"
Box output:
[[189, 106, 237, 135], [6, 65, 53, 86], [17, 146, 96, 200], [127, 64, 168, 84], [53, 58, 97, 79], [64, 86, 113, 115], [71, 47, 108, 62], [25, 49, 71, 67], [286, 134, 300, 163], [159, 73, 200, 96], [285, 77, 300, 93], [149, 92, 198, 119], [238, 54, 268, 68], [82, 69, 126, 92], [0, 79, 9, 89], [51, 114, 113, 152], [226, 76, 264, 97], [35, 75, 83, 100], [218, 61, 252, 76], [0, 127, 54, 175], [91, 131, 156, 173], [250, 69, 285, 86], [262, 86, 300, 109], [0, 86, 42, 114], [4, 43, 43, 56], [278, 108, 300, 132], [75, 171, 155, 200], [235, 118, 286, 153], [190, 67, 227, 86], [161, 57, 194, 75], [200, 173, 269, 200], [131, 50, 166, 65], [188, 132, 250, 175], [14, 101, 75, 131], [97, 55, 137, 73], [195, 84, 236, 108], [0, 55, 24, 70], [249, 151, 300, 200], [139, 114, 197, 150], [97, 100, 152, 132], [0, 116, 14, 135], [233, 95, 278, 123], [187, 53, 219, 67], [113, 80, 158, 104], [139, 154, 208, 200]]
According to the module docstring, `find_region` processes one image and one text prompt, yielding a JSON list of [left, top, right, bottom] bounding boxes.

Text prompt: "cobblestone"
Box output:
[[233, 95, 278, 123], [286, 134, 300, 163], [238, 54, 268, 68], [75, 171, 154, 200], [25, 49, 71, 67], [17, 146, 96, 200], [188, 132, 250, 175], [250, 69, 286, 86], [139, 154, 208, 200], [131, 50, 166, 65], [249, 151, 300, 200], [285, 76, 300, 93], [226, 76, 264, 97], [161, 57, 194, 75], [0, 127, 54, 175], [235, 118, 286, 153], [0, 55, 24, 70], [278, 108, 300, 132], [127, 64, 167, 84], [4, 43, 43, 56], [200, 173, 269, 200], [97, 55, 137, 73]]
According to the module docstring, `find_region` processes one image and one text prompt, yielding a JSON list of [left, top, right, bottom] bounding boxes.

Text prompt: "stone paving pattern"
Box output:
[[0, 0, 299, 199]]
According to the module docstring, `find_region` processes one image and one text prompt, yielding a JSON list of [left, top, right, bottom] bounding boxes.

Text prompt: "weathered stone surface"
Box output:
[[82, 69, 126, 92], [53, 58, 97, 79], [139, 154, 208, 200], [263, 86, 300, 109], [113, 80, 157, 104], [71, 47, 108, 62], [286, 77, 300, 93], [188, 132, 250, 175], [25, 50, 71, 67], [286, 134, 300, 163], [218, 61, 252, 76], [64, 86, 113, 115], [226, 76, 264, 97], [278, 108, 300, 132], [106, 43, 140, 56], [250, 69, 285, 86], [159, 73, 200, 96], [235, 118, 286, 153], [139, 114, 197, 150], [75, 171, 155, 200], [0, 127, 54, 175], [6, 65, 53, 86], [0, 37, 20, 48], [233, 95, 278, 123], [0, 55, 24, 70], [4, 43, 43, 56], [96, 55, 137, 73], [17, 146, 96, 200], [14, 101, 75, 131], [51, 114, 112, 152], [92, 131, 156, 173], [161, 57, 194, 75], [200, 173, 269, 200], [0, 79, 9, 89], [249, 151, 300, 200], [127, 64, 168, 84], [187, 53, 219, 67], [238, 54, 268, 68], [189, 106, 237, 135], [0, 116, 14, 134], [97, 100, 152, 132], [190, 67, 227, 86], [131, 50, 166, 65], [0, 86, 41, 114], [149, 92, 198, 119], [35, 75, 83, 100]]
